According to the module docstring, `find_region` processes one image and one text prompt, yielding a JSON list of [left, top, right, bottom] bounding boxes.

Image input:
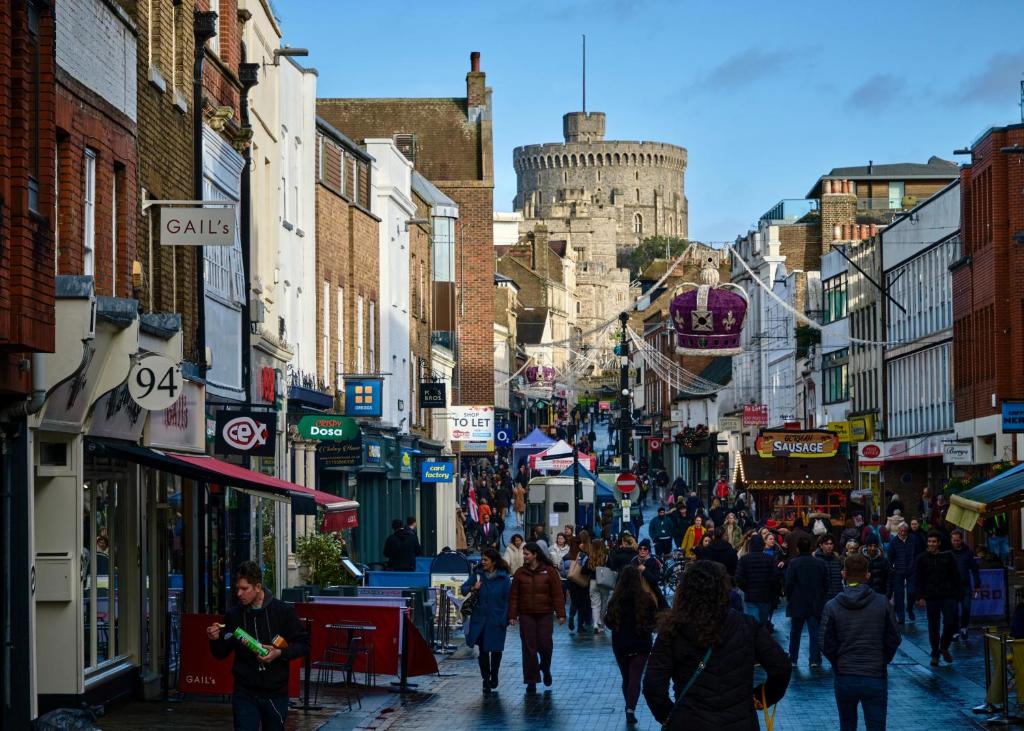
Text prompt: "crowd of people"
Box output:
[[450, 463, 1003, 730]]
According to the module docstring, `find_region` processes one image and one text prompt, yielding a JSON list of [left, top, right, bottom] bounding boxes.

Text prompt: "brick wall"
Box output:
[[0, 0, 57, 395], [955, 126, 1024, 424], [130, 0, 196, 353], [778, 222, 822, 277], [819, 191, 857, 255], [315, 167, 381, 396], [409, 192, 432, 436], [55, 69, 138, 298]]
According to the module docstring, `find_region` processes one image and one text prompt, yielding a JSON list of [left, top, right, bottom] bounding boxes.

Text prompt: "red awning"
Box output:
[[165, 452, 317, 499]]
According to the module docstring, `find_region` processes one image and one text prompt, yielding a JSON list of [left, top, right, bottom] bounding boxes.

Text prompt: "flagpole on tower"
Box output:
[[582, 34, 587, 114]]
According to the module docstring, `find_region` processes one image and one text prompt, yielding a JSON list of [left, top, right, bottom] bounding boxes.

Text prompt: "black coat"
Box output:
[[695, 539, 738, 577], [608, 547, 638, 572], [914, 550, 964, 601], [813, 549, 844, 600], [863, 549, 890, 596], [605, 593, 658, 656], [383, 529, 418, 571], [209, 592, 310, 695], [784, 554, 828, 619], [735, 550, 779, 604], [643, 610, 791, 731], [821, 584, 901, 678]]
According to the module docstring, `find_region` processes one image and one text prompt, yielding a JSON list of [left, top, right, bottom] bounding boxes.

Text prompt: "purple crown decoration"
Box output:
[[669, 255, 749, 356]]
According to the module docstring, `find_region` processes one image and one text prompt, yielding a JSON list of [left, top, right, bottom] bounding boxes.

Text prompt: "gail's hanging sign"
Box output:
[[669, 255, 748, 356], [755, 429, 839, 459]]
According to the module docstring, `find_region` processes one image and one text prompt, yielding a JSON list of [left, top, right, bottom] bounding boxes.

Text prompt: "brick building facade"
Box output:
[[314, 119, 380, 394], [317, 51, 495, 408], [954, 123, 1024, 466]]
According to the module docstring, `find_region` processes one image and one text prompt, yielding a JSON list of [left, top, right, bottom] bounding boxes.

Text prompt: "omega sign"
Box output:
[[755, 429, 840, 459], [160, 207, 235, 246]]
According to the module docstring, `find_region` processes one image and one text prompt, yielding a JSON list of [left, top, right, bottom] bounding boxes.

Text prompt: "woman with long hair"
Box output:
[[723, 512, 743, 551], [606, 565, 660, 725], [503, 533, 525, 574], [460, 548, 511, 694], [643, 560, 791, 730], [681, 515, 705, 558], [567, 530, 594, 632], [587, 538, 612, 634], [508, 542, 565, 693]]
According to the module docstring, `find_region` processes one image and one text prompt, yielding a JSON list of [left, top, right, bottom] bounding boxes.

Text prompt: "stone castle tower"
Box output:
[[512, 111, 688, 354]]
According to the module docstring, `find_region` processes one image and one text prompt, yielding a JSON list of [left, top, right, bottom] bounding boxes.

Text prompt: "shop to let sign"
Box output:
[[743, 404, 768, 427], [755, 429, 839, 458], [450, 405, 494, 443]]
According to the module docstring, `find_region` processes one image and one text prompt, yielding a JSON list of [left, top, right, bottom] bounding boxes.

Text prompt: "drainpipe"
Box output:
[[193, 10, 218, 370]]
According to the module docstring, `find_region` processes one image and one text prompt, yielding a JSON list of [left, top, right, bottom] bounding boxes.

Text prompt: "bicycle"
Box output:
[[659, 550, 688, 595]]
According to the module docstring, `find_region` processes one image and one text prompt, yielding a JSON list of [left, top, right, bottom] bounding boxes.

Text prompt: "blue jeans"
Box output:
[[789, 615, 821, 665], [891, 572, 912, 622], [745, 601, 771, 627], [834, 674, 887, 731], [232, 689, 288, 731]]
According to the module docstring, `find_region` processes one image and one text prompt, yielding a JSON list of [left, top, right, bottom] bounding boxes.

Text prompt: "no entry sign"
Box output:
[[616, 472, 638, 494]]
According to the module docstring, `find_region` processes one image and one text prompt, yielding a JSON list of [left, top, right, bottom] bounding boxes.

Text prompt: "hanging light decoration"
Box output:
[[669, 255, 749, 356]]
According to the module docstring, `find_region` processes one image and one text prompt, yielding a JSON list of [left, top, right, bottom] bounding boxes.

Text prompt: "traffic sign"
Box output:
[[616, 471, 638, 493]]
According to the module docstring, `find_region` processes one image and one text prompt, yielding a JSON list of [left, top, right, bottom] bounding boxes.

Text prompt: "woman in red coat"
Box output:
[[508, 541, 566, 693]]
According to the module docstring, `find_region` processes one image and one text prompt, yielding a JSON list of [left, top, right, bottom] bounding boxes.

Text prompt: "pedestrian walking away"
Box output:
[[207, 561, 309, 731], [735, 534, 778, 628], [785, 535, 828, 667], [643, 560, 791, 731], [950, 529, 981, 639], [604, 565, 659, 725], [508, 541, 566, 693], [914, 529, 965, 666], [820, 553, 902, 731], [460, 548, 512, 694], [586, 537, 612, 634], [383, 518, 419, 571]]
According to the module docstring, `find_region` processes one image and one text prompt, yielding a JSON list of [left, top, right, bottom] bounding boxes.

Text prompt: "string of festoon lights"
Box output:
[[626, 326, 728, 396]]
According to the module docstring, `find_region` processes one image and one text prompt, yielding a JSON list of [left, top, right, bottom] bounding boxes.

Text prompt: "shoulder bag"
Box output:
[[596, 565, 618, 590], [568, 556, 589, 588], [460, 587, 479, 618], [662, 646, 712, 730]]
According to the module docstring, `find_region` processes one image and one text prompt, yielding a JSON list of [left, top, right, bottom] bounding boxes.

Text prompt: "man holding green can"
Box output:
[[207, 561, 309, 730]]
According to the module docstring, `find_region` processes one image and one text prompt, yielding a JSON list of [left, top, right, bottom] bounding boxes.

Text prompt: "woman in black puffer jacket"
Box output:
[[643, 560, 791, 731]]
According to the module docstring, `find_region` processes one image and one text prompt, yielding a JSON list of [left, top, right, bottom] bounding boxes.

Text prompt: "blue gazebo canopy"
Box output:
[[558, 463, 615, 502], [513, 427, 556, 449]]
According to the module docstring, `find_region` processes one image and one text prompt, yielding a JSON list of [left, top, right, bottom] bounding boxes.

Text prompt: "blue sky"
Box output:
[[283, 0, 1024, 243]]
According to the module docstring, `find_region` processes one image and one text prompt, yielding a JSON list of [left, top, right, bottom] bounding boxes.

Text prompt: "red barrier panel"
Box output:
[[178, 613, 300, 697], [295, 602, 438, 678]]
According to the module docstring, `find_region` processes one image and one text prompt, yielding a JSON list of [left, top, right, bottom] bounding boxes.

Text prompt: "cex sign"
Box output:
[[214, 411, 276, 457]]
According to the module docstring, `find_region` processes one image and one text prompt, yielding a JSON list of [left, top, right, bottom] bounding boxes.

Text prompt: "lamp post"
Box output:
[[618, 312, 631, 473]]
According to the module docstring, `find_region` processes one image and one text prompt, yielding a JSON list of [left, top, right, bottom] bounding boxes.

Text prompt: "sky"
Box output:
[[282, 0, 1024, 244]]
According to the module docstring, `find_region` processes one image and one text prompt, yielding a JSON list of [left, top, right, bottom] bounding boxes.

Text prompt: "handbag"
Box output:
[[662, 646, 712, 730], [460, 588, 479, 618], [567, 557, 588, 588], [596, 565, 618, 589]]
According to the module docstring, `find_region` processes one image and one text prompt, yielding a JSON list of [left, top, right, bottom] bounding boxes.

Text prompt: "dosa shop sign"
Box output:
[[755, 429, 840, 459]]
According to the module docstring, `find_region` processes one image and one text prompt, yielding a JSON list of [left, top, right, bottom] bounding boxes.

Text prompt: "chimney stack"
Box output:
[[471, 51, 480, 72], [467, 51, 485, 108]]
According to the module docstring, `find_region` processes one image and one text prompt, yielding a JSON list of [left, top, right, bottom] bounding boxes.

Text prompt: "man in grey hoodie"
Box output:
[[820, 553, 901, 731]]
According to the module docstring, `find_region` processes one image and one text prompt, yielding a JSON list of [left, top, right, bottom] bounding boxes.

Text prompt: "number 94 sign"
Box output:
[[128, 355, 183, 410]]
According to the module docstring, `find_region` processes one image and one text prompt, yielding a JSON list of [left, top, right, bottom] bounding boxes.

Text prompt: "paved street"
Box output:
[[320, 612, 1001, 731]]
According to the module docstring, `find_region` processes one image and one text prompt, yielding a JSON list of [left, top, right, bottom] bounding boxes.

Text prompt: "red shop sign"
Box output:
[[178, 613, 300, 696]]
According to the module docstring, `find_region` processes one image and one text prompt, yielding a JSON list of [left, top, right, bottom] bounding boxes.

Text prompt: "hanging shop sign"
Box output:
[[450, 405, 494, 443], [669, 256, 749, 356], [420, 460, 454, 483], [89, 382, 147, 441], [827, 421, 852, 443], [849, 415, 874, 442], [128, 354, 183, 411], [419, 382, 447, 409], [1002, 402, 1024, 433], [495, 421, 513, 447], [755, 429, 839, 459], [145, 380, 205, 452], [344, 377, 382, 417], [743, 404, 769, 427], [599, 401, 612, 412], [400, 448, 414, 477], [214, 410, 276, 457], [719, 416, 742, 433], [858, 441, 885, 467], [942, 441, 974, 466], [160, 207, 235, 246], [364, 438, 384, 464], [297, 414, 359, 441]]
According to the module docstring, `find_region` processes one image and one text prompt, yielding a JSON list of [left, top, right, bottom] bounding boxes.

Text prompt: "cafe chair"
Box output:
[[312, 624, 362, 710]]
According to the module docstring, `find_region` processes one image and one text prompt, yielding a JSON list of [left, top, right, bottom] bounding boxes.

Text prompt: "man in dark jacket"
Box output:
[[887, 522, 918, 623], [383, 518, 418, 570], [695, 526, 738, 577], [208, 562, 309, 730], [820, 553, 901, 731], [915, 530, 964, 665], [649, 507, 674, 558], [477, 514, 501, 550], [736, 534, 778, 627], [813, 535, 844, 601], [950, 530, 981, 640], [785, 517, 812, 563], [785, 536, 828, 667], [669, 505, 691, 549], [861, 534, 889, 596], [404, 516, 423, 561]]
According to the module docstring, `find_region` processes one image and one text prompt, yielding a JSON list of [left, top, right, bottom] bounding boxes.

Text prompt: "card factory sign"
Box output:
[[755, 430, 840, 459], [159, 207, 235, 246]]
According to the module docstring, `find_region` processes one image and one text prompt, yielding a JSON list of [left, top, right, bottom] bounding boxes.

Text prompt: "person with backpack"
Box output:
[[820, 553, 902, 731]]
